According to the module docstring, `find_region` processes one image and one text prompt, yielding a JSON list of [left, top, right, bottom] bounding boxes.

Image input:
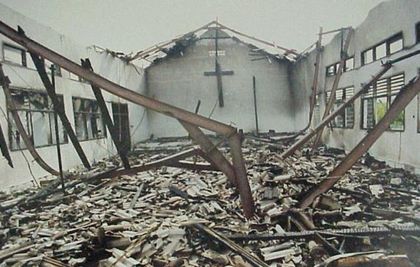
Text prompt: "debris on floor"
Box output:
[[0, 136, 419, 266]]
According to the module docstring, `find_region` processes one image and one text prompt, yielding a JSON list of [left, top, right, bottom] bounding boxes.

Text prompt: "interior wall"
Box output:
[[2, 0, 420, 189], [291, 0, 420, 172], [0, 3, 148, 189], [146, 37, 297, 137]]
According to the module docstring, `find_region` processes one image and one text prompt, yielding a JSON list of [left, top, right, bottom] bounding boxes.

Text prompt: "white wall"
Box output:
[[146, 36, 297, 137], [0, 3, 148, 188], [291, 0, 420, 172], [2, 0, 420, 189]]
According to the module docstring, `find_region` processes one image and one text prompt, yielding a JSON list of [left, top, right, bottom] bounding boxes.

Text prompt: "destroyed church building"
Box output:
[[0, 0, 420, 266]]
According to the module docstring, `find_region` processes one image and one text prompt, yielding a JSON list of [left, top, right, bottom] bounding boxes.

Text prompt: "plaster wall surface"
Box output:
[[0, 4, 148, 188], [146, 36, 296, 137], [291, 0, 420, 172]]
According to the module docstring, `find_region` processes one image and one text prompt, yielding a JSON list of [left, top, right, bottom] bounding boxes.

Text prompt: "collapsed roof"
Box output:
[[94, 21, 299, 65]]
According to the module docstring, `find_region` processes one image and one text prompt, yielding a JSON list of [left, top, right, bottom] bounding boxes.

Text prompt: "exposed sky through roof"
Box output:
[[0, 0, 385, 54]]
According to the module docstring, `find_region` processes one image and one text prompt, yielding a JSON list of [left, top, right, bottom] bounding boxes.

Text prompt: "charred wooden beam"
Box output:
[[129, 21, 217, 61], [191, 224, 269, 267], [280, 63, 392, 159], [167, 160, 218, 171], [29, 52, 91, 169], [312, 28, 353, 148], [0, 242, 35, 262], [103, 147, 200, 177], [307, 27, 323, 127], [0, 21, 236, 136], [50, 65, 66, 195], [300, 75, 420, 208], [81, 58, 130, 169], [226, 225, 420, 241], [0, 121, 13, 167], [281, 50, 420, 159], [216, 21, 298, 56], [228, 132, 255, 218], [180, 121, 255, 218], [0, 21, 253, 218], [179, 121, 237, 185], [0, 63, 58, 175], [252, 76, 259, 135]]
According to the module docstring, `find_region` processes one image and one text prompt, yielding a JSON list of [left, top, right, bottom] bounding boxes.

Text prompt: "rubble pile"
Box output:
[[1, 137, 419, 266]]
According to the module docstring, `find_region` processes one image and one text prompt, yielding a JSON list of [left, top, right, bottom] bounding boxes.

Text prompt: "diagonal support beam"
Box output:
[[312, 28, 353, 148], [103, 147, 200, 177], [280, 63, 392, 159], [0, 63, 58, 175], [180, 121, 255, 218], [228, 133, 255, 218], [29, 52, 91, 169], [0, 121, 13, 167], [0, 22, 254, 218], [0, 21, 236, 137], [299, 75, 420, 208], [81, 58, 130, 169], [129, 21, 217, 62], [168, 160, 217, 171], [307, 27, 323, 127], [179, 120, 237, 185]]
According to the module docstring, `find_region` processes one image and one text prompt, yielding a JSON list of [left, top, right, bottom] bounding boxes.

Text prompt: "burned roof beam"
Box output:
[[0, 63, 59, 175], [0, 21, 255, 218], [312, 28, 353, 148], [29, 52, 91, 169], [128, 20, 298, 62], [307, 27, 323, 129], [81, 58, 130, 170], [280, 63, 392, 159], [101, 147, 200, 177], [180, 121, 237, 185], [128, 20, 217, 62], [0, 21, 235, 136], [300, 74, 420, 208], [216, 21, 299, 56], [281, 49, 420, 159], [0, 120, 13, 167]]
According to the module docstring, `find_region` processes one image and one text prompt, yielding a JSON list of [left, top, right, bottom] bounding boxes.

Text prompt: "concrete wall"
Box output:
[[291, 0, 420, 172], [0, 3, 148, 188], [2, 0, 420, 189], [146, 36, 297, 137]]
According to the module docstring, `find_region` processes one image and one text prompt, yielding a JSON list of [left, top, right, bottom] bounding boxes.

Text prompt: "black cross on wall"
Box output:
[[203, 27, 234, 107]]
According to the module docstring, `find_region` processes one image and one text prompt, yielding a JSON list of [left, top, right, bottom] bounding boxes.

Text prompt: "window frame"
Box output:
[[7, 87, 68, 151], [326, 56, 354, 77], [2, 43, 62, 77], [328, 86, 355, 129], [313, 93, 322, 126], [361, 48, 374, 65], [361, 32, 404, 66], [69, 72, 80, 81], [360, 73, 406, 132], [2, 43, 26, 67], [69, 72, 88, 83], [72, 97, 107, 142], [387, 33, 404, 55], [344, 57, 354, 72], [44, 58, 62, 77], [326, 64, 336, 77]]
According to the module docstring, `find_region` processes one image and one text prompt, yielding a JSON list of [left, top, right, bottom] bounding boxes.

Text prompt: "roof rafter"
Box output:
[[126, 20, 299, 63]]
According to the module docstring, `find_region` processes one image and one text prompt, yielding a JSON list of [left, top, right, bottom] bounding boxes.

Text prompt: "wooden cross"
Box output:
[[204, 63, 233, 107], [203, 27, 234, 107]]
